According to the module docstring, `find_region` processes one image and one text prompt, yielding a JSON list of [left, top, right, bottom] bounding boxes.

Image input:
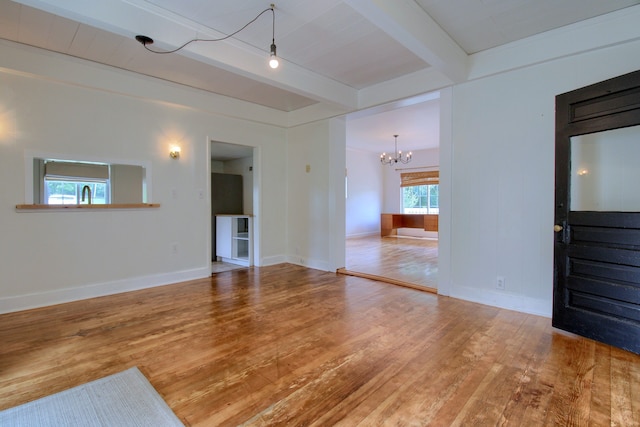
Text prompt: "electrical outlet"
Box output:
[[496, 276, 505, 290]]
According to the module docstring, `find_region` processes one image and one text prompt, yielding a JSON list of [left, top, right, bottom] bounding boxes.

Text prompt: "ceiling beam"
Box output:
[[346, 0, 468, 84], [12, 0, 359, 110]]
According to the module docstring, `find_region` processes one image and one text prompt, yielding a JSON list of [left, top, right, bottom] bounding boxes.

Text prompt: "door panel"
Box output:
[[571, 226, 640, 246], [567, 273, 640, 303], [554, 70, 640, 355]]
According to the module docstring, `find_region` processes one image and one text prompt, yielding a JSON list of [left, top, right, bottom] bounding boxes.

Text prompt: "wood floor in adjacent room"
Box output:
[[1, 264, 639, 426], [344, 234, 438, 290]]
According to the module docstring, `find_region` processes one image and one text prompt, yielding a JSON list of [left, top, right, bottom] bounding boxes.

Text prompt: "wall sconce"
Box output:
[[170, 146, 181, 159]]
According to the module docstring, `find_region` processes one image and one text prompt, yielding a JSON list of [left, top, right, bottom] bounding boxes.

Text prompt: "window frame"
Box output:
[[401, 183, 439, 214]]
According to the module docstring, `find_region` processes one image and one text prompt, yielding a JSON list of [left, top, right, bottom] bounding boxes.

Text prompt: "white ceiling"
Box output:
[[3, 0, 639, 157], [347, 92, 440, 153]]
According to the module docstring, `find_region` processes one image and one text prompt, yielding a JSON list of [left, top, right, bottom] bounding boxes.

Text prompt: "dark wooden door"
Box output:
[[553, 70, 640, 354]]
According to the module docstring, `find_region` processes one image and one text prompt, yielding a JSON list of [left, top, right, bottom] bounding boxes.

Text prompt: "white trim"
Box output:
[[252, 145, 262, 266], [260, 255, 287, 266], [286, 256, 331, 272], [204, 135, 212, 266], [0, 267, 210, 314], [436, 87, 453, 297], [346, 231, 379, 239], [450, 285, 551, 318]]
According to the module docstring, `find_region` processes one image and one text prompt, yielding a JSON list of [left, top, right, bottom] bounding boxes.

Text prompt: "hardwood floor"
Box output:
[[1, 264, 639, 426], [344, 235, 437, 290]]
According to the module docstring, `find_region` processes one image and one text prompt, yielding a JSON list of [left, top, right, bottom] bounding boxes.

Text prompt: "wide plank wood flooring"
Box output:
[[1, 264, 639, 426]]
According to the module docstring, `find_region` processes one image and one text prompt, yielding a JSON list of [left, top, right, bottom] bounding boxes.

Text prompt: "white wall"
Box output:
[[345, 148, 382, 237], [448, 38, 640, 317], [286, 118, 346, 271], [0, 41, 286, 313]]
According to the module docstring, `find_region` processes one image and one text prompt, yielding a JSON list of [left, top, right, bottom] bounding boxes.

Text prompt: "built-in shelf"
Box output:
[[16, 203, 160, 211], [216, 215, 253, 266]]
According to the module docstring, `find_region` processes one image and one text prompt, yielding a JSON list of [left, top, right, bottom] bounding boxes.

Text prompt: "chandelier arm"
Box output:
[[140, 7, 275, 54]]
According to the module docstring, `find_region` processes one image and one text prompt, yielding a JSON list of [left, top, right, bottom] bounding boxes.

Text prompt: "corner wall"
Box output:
[[286, 118, 346, 271]]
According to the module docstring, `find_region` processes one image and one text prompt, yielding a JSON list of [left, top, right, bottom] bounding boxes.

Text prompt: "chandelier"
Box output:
[[380, 135, 412, 165]]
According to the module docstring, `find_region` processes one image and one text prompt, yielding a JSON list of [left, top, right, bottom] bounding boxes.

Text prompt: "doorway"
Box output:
[[343, 93, 441, 291], [210, 140, 255, 273]]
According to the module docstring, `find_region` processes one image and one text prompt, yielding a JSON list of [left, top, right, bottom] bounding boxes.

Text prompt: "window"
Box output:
[[42, 161, 110, 205], [401, 171, 439, 214], [45, 180, 109, 204]]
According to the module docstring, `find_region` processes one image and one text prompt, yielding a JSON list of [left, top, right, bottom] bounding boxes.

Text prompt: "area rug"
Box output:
[[0, 367, 184, 426]]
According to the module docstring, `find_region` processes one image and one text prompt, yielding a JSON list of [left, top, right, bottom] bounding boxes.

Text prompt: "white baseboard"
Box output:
[[449, 285, 552, 318], [1, 262, 552, 319], [259, 255, 287, 266], [0, 267, 211, 314], [397, 229, 438, 239], [285, 255, 331, 272], [346, 231, 379, 238]]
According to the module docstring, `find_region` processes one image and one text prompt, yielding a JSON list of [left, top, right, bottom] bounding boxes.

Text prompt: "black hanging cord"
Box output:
[[137, 6, 275, 54], [271, 4, 276, 46]]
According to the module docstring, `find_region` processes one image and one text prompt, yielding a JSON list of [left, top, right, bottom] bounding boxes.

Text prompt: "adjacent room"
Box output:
[[1, 0, 640, 425], [344, 93, 440, 291], [210, 141, 255, 273]]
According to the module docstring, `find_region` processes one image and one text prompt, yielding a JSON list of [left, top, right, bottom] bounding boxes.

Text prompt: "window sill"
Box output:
[[15, 203, 160, 211]]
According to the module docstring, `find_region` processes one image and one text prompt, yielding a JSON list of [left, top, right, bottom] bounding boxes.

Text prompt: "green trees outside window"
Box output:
[[45, 180, 108, 204], [402, 184, 438, 214]]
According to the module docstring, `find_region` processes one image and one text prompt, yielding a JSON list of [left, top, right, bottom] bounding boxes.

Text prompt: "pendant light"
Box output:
[[135, 5, 279, 69]]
